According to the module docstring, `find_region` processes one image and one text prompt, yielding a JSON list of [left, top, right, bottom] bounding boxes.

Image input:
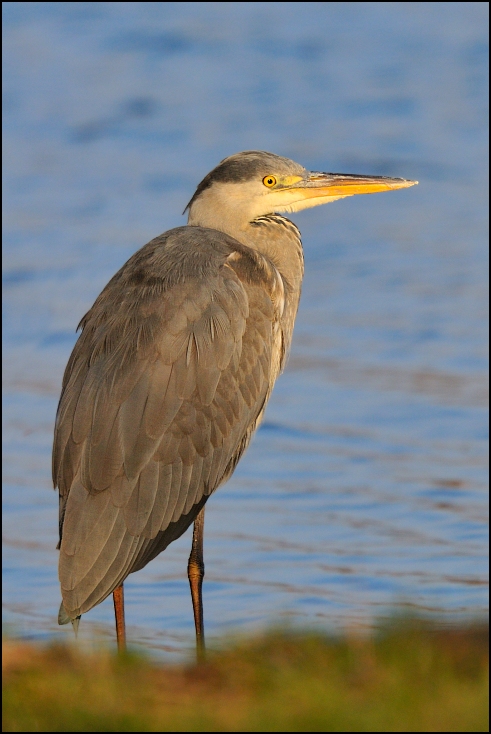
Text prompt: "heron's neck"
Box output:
[[187, 205, 304, 349], [187, 204, 303, 288], [246, 214, 305, 359], [247, 214, 304, 290]]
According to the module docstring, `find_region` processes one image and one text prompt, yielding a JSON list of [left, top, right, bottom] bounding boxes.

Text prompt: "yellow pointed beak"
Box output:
[[287, 171, 418, 199]]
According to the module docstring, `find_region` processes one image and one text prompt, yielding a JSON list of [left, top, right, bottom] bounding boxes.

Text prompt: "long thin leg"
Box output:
[[188, 507, 206, 660], [113, 583, 126, 652]]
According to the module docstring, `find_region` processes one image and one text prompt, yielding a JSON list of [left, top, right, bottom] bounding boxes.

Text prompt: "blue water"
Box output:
[[3, 2, 488, 659]]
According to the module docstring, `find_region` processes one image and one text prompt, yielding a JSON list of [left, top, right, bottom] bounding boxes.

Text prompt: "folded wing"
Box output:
[[54, 227, 283, 618]]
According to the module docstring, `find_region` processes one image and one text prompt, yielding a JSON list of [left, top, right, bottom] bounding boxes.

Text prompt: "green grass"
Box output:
[[3, 619, 488, 732]]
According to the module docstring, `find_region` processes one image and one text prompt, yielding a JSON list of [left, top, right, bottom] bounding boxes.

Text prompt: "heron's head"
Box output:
[[186, 150, 417, 232]]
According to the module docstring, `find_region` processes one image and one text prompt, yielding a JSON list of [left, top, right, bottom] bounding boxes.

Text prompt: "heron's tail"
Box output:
[[58, 601, 81, 636]]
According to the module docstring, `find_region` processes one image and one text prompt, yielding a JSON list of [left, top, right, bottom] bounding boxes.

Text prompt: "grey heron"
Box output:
[[53, 150, 417, 655]]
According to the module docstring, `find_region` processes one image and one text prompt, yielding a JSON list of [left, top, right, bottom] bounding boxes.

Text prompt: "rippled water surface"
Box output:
[[3, 2, 488, 658]]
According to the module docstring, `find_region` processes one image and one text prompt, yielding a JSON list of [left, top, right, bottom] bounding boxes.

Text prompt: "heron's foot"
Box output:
[[113, 584, 126, 652], [71, 616, 81, 637], [58, 602, 81, 636], [188, 564, 206, 660]]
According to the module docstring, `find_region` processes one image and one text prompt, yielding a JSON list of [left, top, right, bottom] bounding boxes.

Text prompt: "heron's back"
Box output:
[[54, 226, 291, 619]]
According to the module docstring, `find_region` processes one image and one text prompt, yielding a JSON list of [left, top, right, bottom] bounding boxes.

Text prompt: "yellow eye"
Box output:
[[262, 175, 277, 188]]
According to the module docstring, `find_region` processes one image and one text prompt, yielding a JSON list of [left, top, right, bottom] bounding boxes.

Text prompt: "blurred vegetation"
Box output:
[[3, 619, 488, 732]]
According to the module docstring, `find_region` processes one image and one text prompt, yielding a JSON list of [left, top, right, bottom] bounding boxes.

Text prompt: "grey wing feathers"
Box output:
[[54, 227, 280, 618]]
